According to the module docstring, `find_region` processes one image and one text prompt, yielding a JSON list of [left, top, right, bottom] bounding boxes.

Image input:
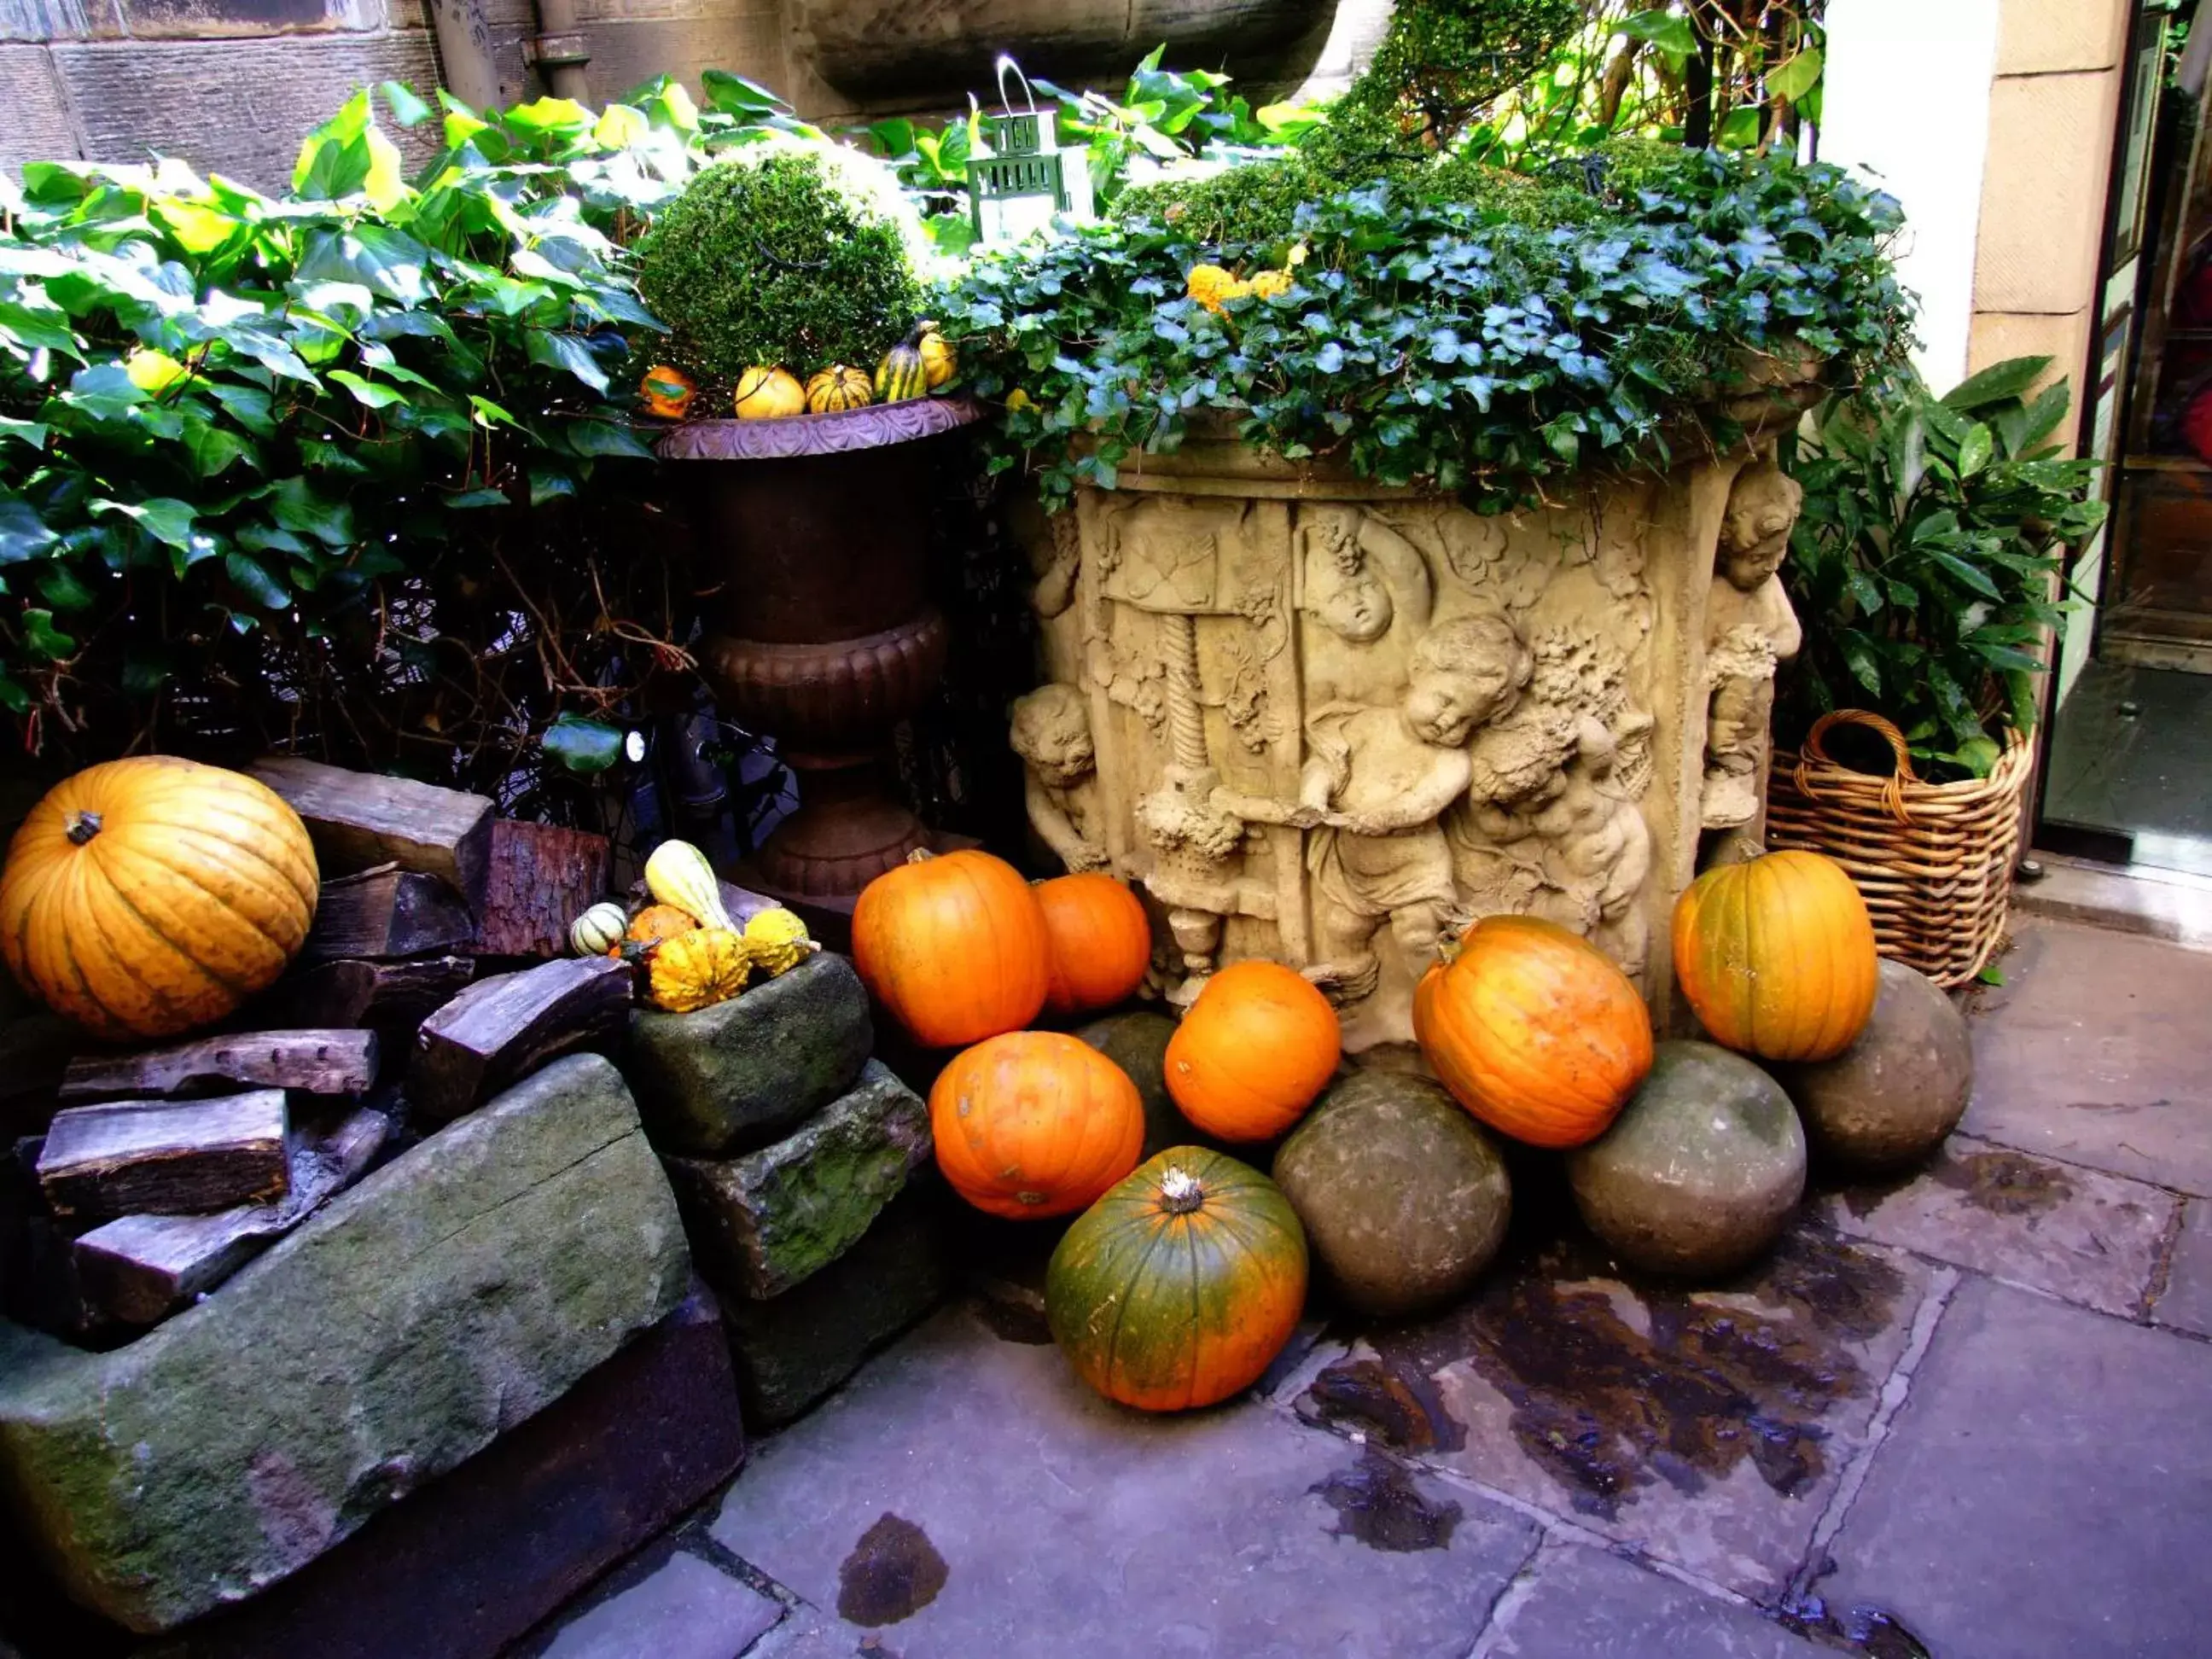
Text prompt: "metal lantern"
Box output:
[[967, 56, 1095, 246]]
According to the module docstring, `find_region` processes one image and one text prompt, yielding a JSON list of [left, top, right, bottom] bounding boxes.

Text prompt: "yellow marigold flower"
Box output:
[[1004, 387, 1034, 411], [1249, 269, 1294, 300], [1186, 263, 1240, 314]]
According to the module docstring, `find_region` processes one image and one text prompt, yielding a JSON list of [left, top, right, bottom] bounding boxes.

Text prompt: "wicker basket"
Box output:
[[1765, 709, 2032, 989]]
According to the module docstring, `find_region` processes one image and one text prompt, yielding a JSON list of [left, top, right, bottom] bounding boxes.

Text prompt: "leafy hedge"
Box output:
[[943, 143, 1912, 511]]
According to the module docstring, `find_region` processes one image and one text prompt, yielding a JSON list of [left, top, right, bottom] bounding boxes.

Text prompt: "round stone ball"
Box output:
[[1076, 1010, 1188, 1161], [1566, 1040, 1806, 1279], [1272, 1070, 1511, 1318], [1775, 958, 1973, 1172]]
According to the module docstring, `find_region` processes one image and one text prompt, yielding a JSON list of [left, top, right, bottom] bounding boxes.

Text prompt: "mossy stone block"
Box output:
[[662, 1060, 931, 1301], [0, 1053, 690, 1634], [626, 952, 873, 1157]]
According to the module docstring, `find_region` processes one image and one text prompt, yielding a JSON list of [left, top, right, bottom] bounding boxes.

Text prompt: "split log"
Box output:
[[61, 1029, 378, 1104], [270, 955, 475, 1029], [305, 866, 475, 961], [475, 819, 612, 958], [35, 1090, 290, 1219], [410, 957, 632, 1124], [253, 755, 494, 910], [73, 1107, 389, 1324]]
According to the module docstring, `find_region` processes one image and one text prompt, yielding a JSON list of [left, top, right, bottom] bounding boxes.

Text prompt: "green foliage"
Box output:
[[1334, 0, 1591, 156], [942, 143, 1908, 513], [1779, 358, 2109, 778], [0, 83, 725, 773], [634, 143, 923, 386]]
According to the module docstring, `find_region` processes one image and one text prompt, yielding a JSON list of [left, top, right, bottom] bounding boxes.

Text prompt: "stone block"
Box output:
[[626, 951, 872, 1156], [1994, 0, 2131, 76], [721, 1181, 953, 1428], [114, 0, 383, 40], [579, 13, 788, 108], [0, 1053, 690, 1633], [663, 1059, 929, 1301], [0, 44, 77, 167], [1974, 69, 2122, 315]]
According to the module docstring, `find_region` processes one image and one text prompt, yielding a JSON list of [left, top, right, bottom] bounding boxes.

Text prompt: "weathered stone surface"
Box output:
[[1487, 1541, 1820, 1657], [721, 1181, 953, 1428], [0, 1053, 690, 1633], [1965, 915, 2212, 1196], [1074, 1009, 1193, 1159], [2154, 1198, 2212, 1337], [663, 1059, 928, 1301], [1815, 1135, 2176, 1318], [1567, 1041, 1807, 1278], [1820, 1278, 2212, 1658], [1778, 958, 1973, 1171], [528, 1545, 782, 1659], [0, 45, 78, 169], [713, 1303, 1540, 1656], [626, 951, 872, 1155], [1272, 1070, 1511, 1316]]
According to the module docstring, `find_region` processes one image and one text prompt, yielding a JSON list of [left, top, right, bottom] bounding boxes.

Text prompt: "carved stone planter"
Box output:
[[658, 399, 980, 914], [1014, 394, 1815, 1053]]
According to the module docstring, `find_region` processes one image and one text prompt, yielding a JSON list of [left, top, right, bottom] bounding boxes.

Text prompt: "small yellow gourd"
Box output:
[[915, 322, 957, 390], [805, 365, 874, 413], [626, 903, 700, 948], [646, 928, 753, 1013], [733, 365, 806, 419], [744, 906, 818, 977], [568, 901, 628, 958], [643, 839, 737, 930]]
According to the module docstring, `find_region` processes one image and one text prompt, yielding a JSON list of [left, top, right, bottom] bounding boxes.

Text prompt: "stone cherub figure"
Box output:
[[1010, 683, 1108, 872], [1298, 504, 1435, 645], [1702, 454, 1805, 830], [1216, 613, 1532, 1003]]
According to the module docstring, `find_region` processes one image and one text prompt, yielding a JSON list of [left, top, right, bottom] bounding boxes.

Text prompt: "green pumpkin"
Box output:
[[1045, 1146, 1307, 1412], [875, 329, 930, 403]]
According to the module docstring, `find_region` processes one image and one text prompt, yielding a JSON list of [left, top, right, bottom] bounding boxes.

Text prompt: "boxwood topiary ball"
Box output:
[[1775, 959, 1973, 1172], [1271, 1070, 1511, 1317], [1566, 1040, 1806, 1279]]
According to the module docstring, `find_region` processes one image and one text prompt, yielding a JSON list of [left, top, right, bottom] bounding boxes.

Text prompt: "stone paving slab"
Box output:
[[531, 1547, 783, 1659], [1820, 1277, 2212, 1658], [1481, 1543, 1819, 1657], [712, 1302, 1540, 1659], [1812, 1134, 2176, 1317], [1294, 1226, 1941, 1598], [2151, 1199, 2212, 1336], [1965, 917, 2212, 1196]]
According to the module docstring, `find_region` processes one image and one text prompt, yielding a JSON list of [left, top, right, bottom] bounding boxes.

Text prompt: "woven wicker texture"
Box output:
[[1766, 710, 2029, 988]]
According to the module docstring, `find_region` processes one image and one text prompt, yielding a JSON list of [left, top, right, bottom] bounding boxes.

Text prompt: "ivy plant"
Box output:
[[1779, 356, 2109, 778], [940, 142, 1909, 512]]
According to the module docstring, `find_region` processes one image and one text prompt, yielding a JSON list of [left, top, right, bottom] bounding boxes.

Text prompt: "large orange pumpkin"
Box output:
[[1413, 914, 1653, 1149], [851, 849, 1050, 1047], [1046, 1146, 1308, 1412], [1672, 849, 1878, 1062], [929, 1030, 1144, 1219], [1036, 872, 1150, 1017], [0, 757, 318, 1040], [1165, 960, 1340, 1142]]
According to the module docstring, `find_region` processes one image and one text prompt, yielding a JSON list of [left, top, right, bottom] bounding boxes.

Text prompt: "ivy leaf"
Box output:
[[92, 496, 199, 550], [1767, 49, 1824, 104], [224, 552, 290, 610], [526, 330, 611, 393], [446, 487, 510, 509], [1617, 10, 1697, 61], [21, 608, 76, 661], [541, 712, 625, 774], [566, 419, 656, 459], [0, 496, 59, 565], [329, 368, 408, 409]]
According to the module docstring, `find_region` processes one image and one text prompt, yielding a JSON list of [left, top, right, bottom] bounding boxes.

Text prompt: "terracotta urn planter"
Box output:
[[657, 399, 980, 917]]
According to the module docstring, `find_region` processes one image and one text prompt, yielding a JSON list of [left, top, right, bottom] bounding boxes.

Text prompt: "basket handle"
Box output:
[[1793, 709, 1917, 824]]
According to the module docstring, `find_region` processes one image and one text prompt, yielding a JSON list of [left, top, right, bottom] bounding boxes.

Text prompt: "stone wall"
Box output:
[[0, 0, 1388, 187]]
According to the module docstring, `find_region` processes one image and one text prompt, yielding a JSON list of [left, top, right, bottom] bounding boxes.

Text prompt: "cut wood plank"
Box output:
[[475, 819, 613, 958], [305, 865, 475, 961], [410, 957, 632, 1124], [253, 755, 494, 909], [269, 955, 476, 1029], [61, 1029, 378, 1104], [36, 1090, 290, 1219], [73, 1107, 389, 1324]]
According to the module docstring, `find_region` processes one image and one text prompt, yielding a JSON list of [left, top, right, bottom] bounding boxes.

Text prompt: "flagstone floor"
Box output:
[[522, 913, 2212, 1659]]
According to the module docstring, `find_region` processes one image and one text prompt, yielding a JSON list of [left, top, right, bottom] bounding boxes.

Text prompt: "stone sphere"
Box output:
[[1076, 1010, 1187, 1161], [1776, 958, 1973, 1172], [1566, 1040, 1806, 1278], [1272, 1070, 1511, 1317]]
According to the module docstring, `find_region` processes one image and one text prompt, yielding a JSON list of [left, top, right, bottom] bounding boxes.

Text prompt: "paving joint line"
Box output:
[[2139, 1195, 2190, 1322], [1463, 1532, 1553, 1659], [1936, 1132, 2207, 1202]]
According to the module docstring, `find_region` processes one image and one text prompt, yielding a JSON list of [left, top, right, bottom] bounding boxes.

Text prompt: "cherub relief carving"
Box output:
[[1032, 509, 1081, 621], [1298, 505, 1435, 645], [1703, 454, 1805, 829], [1010, 684, 1109, 872]]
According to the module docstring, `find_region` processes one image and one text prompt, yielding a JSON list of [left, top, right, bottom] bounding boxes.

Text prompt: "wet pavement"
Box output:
[[524, 915, 2212, 1659]]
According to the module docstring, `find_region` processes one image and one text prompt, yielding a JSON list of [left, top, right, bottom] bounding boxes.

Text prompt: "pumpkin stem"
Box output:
[[64, 811, 102, 847], [905, 848, 937, 866], [1157, 1166, 1205, 1215]]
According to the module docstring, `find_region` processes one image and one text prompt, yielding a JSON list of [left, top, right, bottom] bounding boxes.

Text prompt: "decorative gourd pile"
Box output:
[[564, 838, 820, 1015], [636, 321, 959, 422]]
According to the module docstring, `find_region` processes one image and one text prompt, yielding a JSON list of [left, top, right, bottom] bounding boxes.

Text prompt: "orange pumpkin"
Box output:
[[1045, 1146, 1308, 1412], [0, 757, 318, 1040], [1165, 961, 1340, 1142], [1672, 849, 1878, 1062], [637, 364, 696, 420], [1414, 915, 1653, 1149], [1036, 872, 1150, 1017], [850, 849, 1050, 1047], [624, 903, 701, 949], [929, 1030, 1144, 1219]]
